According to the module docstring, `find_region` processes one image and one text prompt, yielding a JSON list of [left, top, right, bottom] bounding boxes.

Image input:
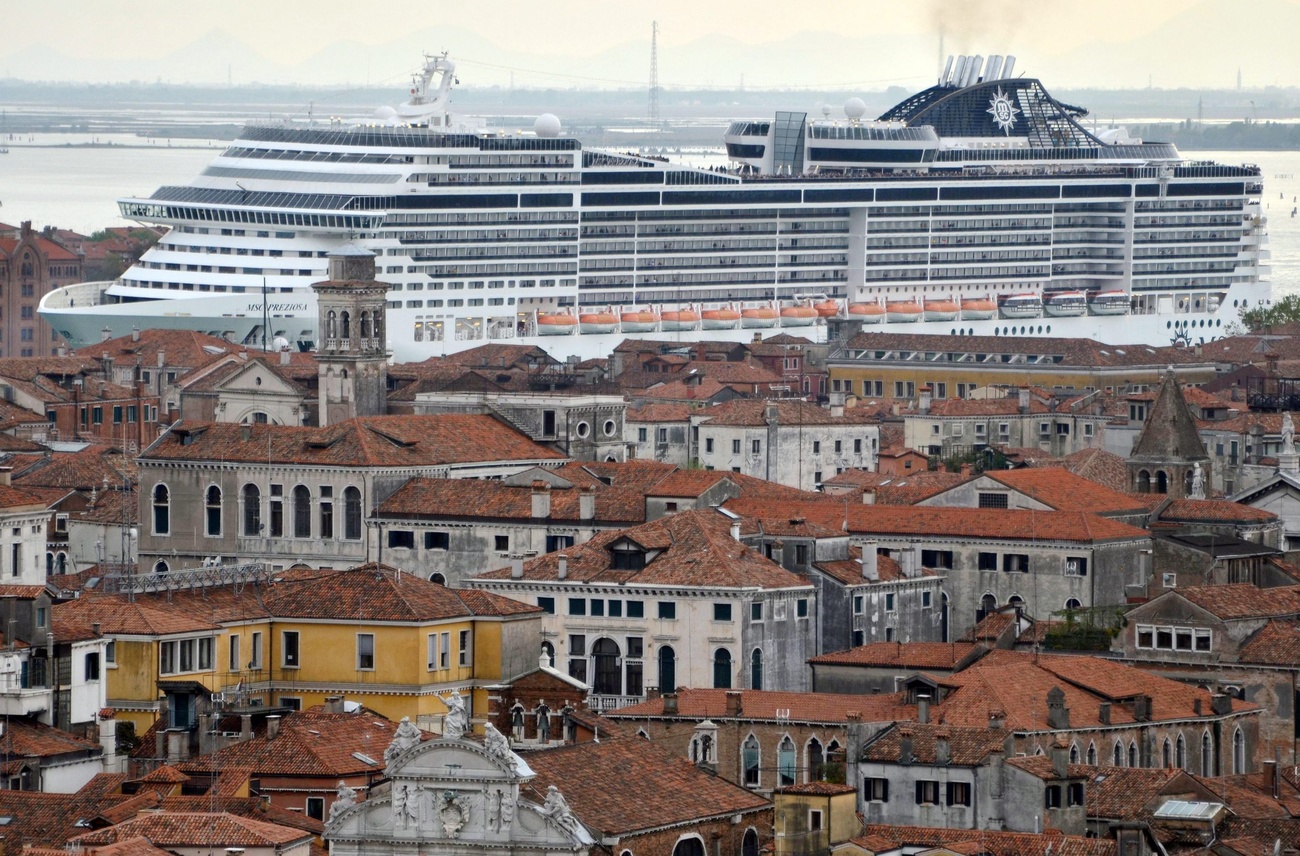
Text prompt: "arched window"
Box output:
[[1176, 733, 1186, 770], [978, 593, 997, 622], [713, 648, 732, 689], [777, 736, 796, 786], [1233, 727, 1246, 774], [742, 735, 760, 786], [360, 310, 371, 339], [658, 646, 675, 693], [1162, 738, 1172, 768], [541, 641, 555, 668], [343, 486, 362, 540], [292, 485, 311, 538], [807, 738, 824, 782], [1137, 469, 1151, 492], [1114, 740, 1125, 766], [1065, 597, 1082, 610], [1008, 594, 1025, 607], [152, 484, 170, 535], [750, 648, 763, 690], [429, 572, 446, 585], [340, 310, 351, 340], [326, 310, 337, 339], [1069, 743, 1080, 764], [742, 829, 759, 856], [55, 553, 66, 575], [592, 638, 621, 695], [1129, 741, 1138, 767], [673, 836, 706, 856], [153, 560, 169, 575], [205, 486, 222, 536], [1087, 742, 1097, 765], [1201, 732, 1213, 776], [242, 484, 261, 536], [1156, 470, 1169, 493], [45, 553, 52, 575]]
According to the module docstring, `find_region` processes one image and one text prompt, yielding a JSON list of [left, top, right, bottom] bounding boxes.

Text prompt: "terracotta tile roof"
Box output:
[[440, 343, 559, 369], [72, 812, 312, 848], [175, 711, 420, 778], [841, 331, 1202, 367], [158, 795, 324, 835], [874, 472, 970, 505], [54, 596, 224, 636], [724, 498, 1150, 544], [0, 719, 100, 759], [625, 403, 693, 422], [1156, 499, 1279, 523], [1056, 447, 1131, 493], [134, 765, 189, 784], [694, 398, 880, 427], [635, 375, 731, 403], [959, 610, 1018, 643], [0, 790, 138, 848], [981, 468, 1148, 514], [142, 416, 564, 467], [519, 735, 769, 836], [25, 836, 173, 856], [1131, 374, 1210, 463], [74, 330, 237, 369], [912, 397, 1060, 417], [1239, 621, 1300, 665], [14, 445, 136, 491], [608, 687, 910, 724], [858, 824, 1117, 856], [862, 722, 1011, 766], [813, 548, 907, 586], [808, 642, 978, 669], [379, 477, 647, 526], [1078, 766, 1192, 819], [1177, 584, 1300, 620], [929, 650, 1256, 730], [472, 508, 812, 590]]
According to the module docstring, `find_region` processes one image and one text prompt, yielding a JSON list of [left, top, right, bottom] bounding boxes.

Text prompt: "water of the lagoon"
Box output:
[[3, 133, 1300, 300]]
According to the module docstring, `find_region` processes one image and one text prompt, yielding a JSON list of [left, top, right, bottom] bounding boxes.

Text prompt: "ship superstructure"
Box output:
[[40, 53, 1270, 361]]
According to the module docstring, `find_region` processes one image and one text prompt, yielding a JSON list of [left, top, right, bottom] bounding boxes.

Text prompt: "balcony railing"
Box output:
[[587, 694, 644, 713]]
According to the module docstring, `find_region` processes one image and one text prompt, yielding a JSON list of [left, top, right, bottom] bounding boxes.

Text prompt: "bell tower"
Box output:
[[312, 244, 389, 426]]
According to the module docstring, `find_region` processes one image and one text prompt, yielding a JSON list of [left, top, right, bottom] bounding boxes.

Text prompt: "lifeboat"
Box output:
[[813, 299, 841, 318], [1044, 291, 1088, 317], [660, 308, 700, 331], [847, 302, 886, 324], [620, 309, 658, 333], [779, 304, 818, 328], [960, 296, 998, 320], [923, 298, 959, 322], [701, 307, 741, 330], [536, 312, 578, 335], [885, 299, 923, 323], [1088, 290, 1130, 316], [999, 293, 1043, 319], [741, 306, 780, 329], [579, 311, 620, 334]]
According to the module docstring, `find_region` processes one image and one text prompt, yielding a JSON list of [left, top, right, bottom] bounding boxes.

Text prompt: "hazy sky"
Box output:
[[4, 0, 1298, 90]]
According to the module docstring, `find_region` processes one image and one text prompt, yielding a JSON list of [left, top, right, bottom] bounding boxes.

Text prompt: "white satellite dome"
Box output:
[[272, 336, 290, 351], [844, 97, 868, 120], [373, 105, 398, 123], [534, 113, 562, 138]]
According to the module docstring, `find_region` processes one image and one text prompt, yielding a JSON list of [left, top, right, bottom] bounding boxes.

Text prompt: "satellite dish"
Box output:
[[372, 106, 398, 125], [821, 104, 832, 119], [844, 97, 868, 120], [272, 336, 290, 351], [534, 113, 562, 138]]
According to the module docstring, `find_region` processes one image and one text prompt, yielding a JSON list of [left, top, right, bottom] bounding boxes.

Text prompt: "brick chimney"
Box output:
[[1046, 686, 1070, 729], [934, 729, 950, 765], [725, 691, 742, 717], [531, 481, 552, 518], [267, 715, 282, 740], [662, 692, 678, 714], [1051, 736, 1069, 779], [324, 695, 345, 714]]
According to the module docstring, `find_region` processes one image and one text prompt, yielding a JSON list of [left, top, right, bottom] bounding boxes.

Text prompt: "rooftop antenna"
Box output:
[[648, 21, 660, 131]]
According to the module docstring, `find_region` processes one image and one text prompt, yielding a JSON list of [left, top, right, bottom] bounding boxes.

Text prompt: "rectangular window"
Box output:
[[425, 531, 449, 550], [864, 777, 889, 802], [387, 530, 415, 549], [946, 782, 972, 807], [1003, 554, 1029, 573], [568, 634, 587, 682], [440, 632, 450, 669], [713, 603, 733, 622], [835, 440, 843, 453], [813, 440, 821, 454], [228, 635, 240, 672], [732, 439, 741, 455], [608, 599, 622, 617], [977, 551, 998, 571], [922, 590, 932, 609], [1045, 785, 1062, 809], [705, 438, 715, 453], [1065, 557, 1088, 577], [494, 535, 509, 552], [357, 633, 375, 670], [250, 632, 263, 669], [921, 549, 953, 570], [198, 637, 213, 671], [537, 596, 555, 614], [915, 780, 940, 805], [626, 600, 644, 618], [751, 602, 763, 621], [885, 593, 895, 613], [458, 630, 471, 667], [282, 631, 300, 668], [638, 427, 647, 442], [319, 489, 334, 539], [105, 641, 116, 665], [978, 492, 1009, 509], [855, 438, 863, 454], [568, 598, 587, 616], [853, 595, 864, 614], [797, 598, 809, 618], [427, 634, 439, 670], [304, 795, 325, 821], [751, 439, 761, 455], [590, 598, 605, 617], [84, 652, 100, 681], [809, 809, 823, 831]]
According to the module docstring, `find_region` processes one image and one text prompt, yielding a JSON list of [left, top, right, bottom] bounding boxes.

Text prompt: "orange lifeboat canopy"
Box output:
[[814, 299, 840, 318]]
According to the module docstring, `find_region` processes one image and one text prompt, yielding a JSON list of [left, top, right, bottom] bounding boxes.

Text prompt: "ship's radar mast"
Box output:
[[394, 52, 457, 127]]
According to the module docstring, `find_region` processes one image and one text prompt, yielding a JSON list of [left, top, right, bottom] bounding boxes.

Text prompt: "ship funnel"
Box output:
[[1002, 55, 1016, 79], [941, 55, 954, 86], [965, 55, 984, 87], [986, 55, 1004, 81], [952, 55, 969, 88]]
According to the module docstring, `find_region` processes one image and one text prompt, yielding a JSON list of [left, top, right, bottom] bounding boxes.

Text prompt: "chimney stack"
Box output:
[[131, 327, 140, 342], [579, 485, 596, 521], [662, 692, 678, 714], [324, 695, 345, 714], [1046, 686, 1070, 730], [557, 555, 568, 580], [1210, 693, 1232, 716], [1019, 387, 1030, 413], [101, 327, 112, 343], [899, 547, 918, 579], [531, 481, 552, 519], [0, 467, 13, 487], [266, 715, 282, 740], [988, 709, 1006, 730], [1051, 736, 1069, 779], [917, 694, 930, 724], [934, 729, 950, 765], [280, 347, 291, 366], [730, 521, 741, 542], [898, 726, 914, 765], [919, 386, 932, 414], [770, 540, 785, 567], [1099, 702, 1111, 725], [510, 556, 524, 579], [1264, 760, 1279, 797], [859, 541, 879, 581], [725, 690, 742, 716]]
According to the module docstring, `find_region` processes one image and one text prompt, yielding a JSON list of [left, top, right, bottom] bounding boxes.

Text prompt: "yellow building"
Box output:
[[828, 332, 1216, 402], [53, 563, 541, 736], [773, 782, 860, 856]]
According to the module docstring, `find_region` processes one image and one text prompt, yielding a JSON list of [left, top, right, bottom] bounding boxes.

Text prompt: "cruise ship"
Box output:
[[40, 52, 1271, 362]]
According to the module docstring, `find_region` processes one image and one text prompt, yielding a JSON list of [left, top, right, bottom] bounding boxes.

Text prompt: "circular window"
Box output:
[[603, 419, 616, 436], [576, 421, 590, 438], [255, 376, 262, 386]]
